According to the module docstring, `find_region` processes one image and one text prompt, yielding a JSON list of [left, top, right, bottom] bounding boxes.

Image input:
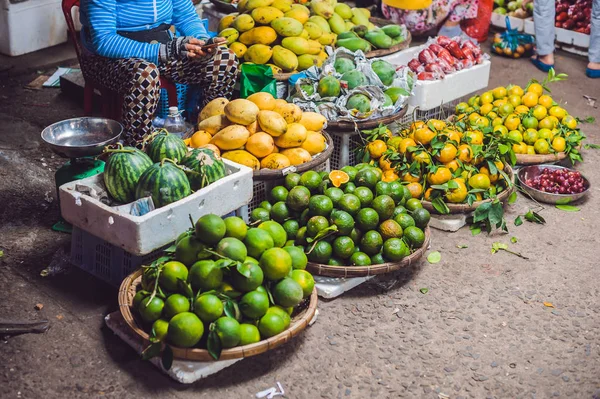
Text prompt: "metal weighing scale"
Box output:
[[41, 117, 123, 233]]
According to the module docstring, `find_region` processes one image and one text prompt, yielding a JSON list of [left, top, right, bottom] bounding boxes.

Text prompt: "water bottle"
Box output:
[[163, 106, 187, 138]]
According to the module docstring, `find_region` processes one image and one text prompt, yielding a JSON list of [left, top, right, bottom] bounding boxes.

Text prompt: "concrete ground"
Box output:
[[1, 38, 599, 399]]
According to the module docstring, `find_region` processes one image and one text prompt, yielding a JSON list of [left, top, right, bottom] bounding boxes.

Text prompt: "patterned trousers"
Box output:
[[80, 46, 239, 145]]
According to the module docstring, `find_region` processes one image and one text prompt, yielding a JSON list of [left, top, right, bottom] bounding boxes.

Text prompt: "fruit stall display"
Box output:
[[493, 0, 532, 18], [192, 93, 332, 174], [491, 29, 534, 58], [246, 169, 431, 274], [453, 72, 585, 165], [217, 0, 409, 75], [119, 213, 317, 363], [555, 0, 592, 34]]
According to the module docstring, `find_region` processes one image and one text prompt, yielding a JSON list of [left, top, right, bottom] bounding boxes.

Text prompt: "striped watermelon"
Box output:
[[103, 146, 153, 203], [182, 148, 227, 190], [135, 159, 191, 208], [146, 130, 187, 163]]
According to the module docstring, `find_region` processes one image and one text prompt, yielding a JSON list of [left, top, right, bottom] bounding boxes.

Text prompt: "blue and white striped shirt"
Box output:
[[80, 0, 209, 63]]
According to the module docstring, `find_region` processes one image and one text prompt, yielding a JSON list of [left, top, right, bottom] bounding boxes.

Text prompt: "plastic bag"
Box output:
[[491, 17, 534, 58], [239, 64, 277, 99], [460, 0, 493, 43]]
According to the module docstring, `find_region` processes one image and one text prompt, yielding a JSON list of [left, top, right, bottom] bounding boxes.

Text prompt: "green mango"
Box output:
[[333, 58, 355, 74], [337, 31, 359, 40], [341, 70, 367, 90], [317, 75, 341, 98], [308, 16, 331, 33], [334, 3, 353, 19], [336, 38, 371, 53], [327, 12, 346, 35], [364, 30, 393, 49], [383, 94, 393, 107], [300, 84, 315, 96], [346, 93, 371, 113], [384, 87, 409, 104], [351, 7, 370, 26], [350, 25, 368, 38], [381, 25, 402, 38], [371, 59, 395, 86], [391, 35, 406, 46]]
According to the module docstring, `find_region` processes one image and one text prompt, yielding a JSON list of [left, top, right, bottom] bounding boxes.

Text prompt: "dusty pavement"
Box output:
[[1, 40, 600, 399]]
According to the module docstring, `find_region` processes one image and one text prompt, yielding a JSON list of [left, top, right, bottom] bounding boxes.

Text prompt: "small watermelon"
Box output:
[[103, 145, 153, 203], [135, 159, 191, 208], [146, 130, 187, 163], [182, 148, 227, 191]]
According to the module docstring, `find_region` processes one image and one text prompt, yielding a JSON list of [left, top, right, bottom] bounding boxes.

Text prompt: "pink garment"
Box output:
[[382, 0, 479, 36]]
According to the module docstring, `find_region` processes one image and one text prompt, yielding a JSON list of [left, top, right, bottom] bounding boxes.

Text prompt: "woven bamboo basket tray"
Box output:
[[421, 166, 515, 214], [273, 71, 296, 81], [364, 18, 412, 59], [326, 105, 408, 132], [252, 131, 334, 181], [515, 151, 568, 165], [305, 226, 430, 278], [119, 269, 318, 361]]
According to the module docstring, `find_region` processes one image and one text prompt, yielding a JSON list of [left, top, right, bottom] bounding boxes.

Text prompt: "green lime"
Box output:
[[354, 163, 370, 170], [382, 238, 408, 261], [239, 290, 270, 319], [244, 228, 275, 259], [282, 219, 300, 239], [375, 181, 391, 196], [164, 294, 191, 319], [388, 181, 405, 204], [308, 195, 334, 217], [340, 166, 358, 182], [189, 260, 223, 291], [394, 213, 416, 230], [378, 219, 403, 240], [324, 187, 344, 207], [371, 252, 385, 265], [393, 205, 407, 217], [356, 208, 380, 231], [245, 256, 259, 264], [272, 277, 304, 307], [405, 198, 423, 212], [283, 246, 308, 270], [343, 182, 357, 193], [250, 207, 270, 223], [239, 323, 261, 345], [350, 252, 371, 266], [258, 220, 288, 248], [258, 313, 286, 338], [355, 168, 379, 190], [195, 214, 226, 245], [214, 316, 241, 348], [159, 261, 188, 292], [175, 236, 208, 267], [297, 208, 309, 226], [333, 236, 355, 259], [152, 319, 169, 341], [411, 208, 431, 229], [404, 226, 425, 248], [372, 195, 395, 220], [287, 185, 311, 211], [138, 296, 164, 323], [269, 201, 290, 224], [193, 294, 224, 322], [224, 216, 248, 241], [270, 186, 289, 203], [317, 179, 330, 195], [132, 290, 149, 310], [167, 312, 204, 348], [259, 201, 272, 212], [300, 171, 323, 192], [307, 240, 332, 263], [290, 269, 314, 298], [231, 261, 264, 292], [338, 194, 361, 216], [259, 247, 293, 281], [284, 240, 295, 247], [318, 170, 329, 180], [295, 226, 308, 245], [401, 185, 413, 204], [360, 230, 383, 255], [266, 306, 291, 329], [306, 216, 329, 237], [216, 237, 247, 262], [330, 210, 355, 235], [354, 186, 374, 207], [328, 257, 344, 266], [175, 230, 192, 246], [284, 173, 302, 190]]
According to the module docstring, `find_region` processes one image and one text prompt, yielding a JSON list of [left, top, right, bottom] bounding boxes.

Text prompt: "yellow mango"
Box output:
[[272, 45, 298, 72], [197, 114, 231, 135], [260, 153, 291, 169], [306, 40, 322, 55], [279, 148, 312, 165], [246, 0, 273, 11], [317, 32, 336, 45], [247, 92, 277, 111], [345, 21, 355, 31], [303, 22, 323, 40], [229, 42, 247, 58], [199, 97, 229, 122], [327, 13, 346, 35], [237, 0, 249, 12], [247, 121, 258, 135], [246, 132, 276, 158], [222, 150, 260, 170], [273, 102, 302, 123], [218, 14, 238, 32], [308, 16, 331, 33], [274, 123, 307, 148], [311, 0, 334, 18], [219, 28, 240, 45], [334, 3, 352, 19], [211, 125, 250, 150], [271, 17, 303, 37], [284, 6, 310, 24], [271, 0, 293, 12], [281, 37, 310, 55], [257, 110, 288, 137], [297, 54, 319, 71], [351, 7, 370, 26], [273, 99, 288, 108], [301, 131, 327, 155], [266, 63, 283, 75], [358, 7, 371, 18], [251, 6, 284, 25], [300, 29, 310, 39], [231, 14, 255, 32], [239, 27, 278, 45], [224, 99, 260, 125], [298, 112, 326, 131], [244, 44, 273, 64]]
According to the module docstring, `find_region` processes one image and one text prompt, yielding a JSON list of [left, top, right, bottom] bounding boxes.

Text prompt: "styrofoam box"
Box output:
[[382, 46, 491, 111], [0, 0, 68, 56], [60, 159, 253, 256], [556, 27, 590, 48], [491, 12, 525, 32], [524, 18, 535, 35]]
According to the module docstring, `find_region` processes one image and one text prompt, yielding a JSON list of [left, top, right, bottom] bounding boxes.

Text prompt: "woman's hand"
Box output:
[[186, 37, 228, 59], [159, 36, 227, 64], [521, 0, 532, 9]]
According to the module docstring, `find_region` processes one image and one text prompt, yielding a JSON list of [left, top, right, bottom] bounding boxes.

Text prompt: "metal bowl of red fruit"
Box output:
[[517, 165, 590, 204]]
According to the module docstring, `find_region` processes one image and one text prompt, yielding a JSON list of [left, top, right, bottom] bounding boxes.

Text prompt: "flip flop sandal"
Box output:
[[531, 56, 554, 72], [585, 68, 600, 78]]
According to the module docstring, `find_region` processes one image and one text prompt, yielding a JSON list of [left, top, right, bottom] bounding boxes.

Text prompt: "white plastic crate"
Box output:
[[60, 159, 253, 256], [556, 27, 590, 48], [490, 12, 525, 31], [382, 46, 491, 111], [329, 131, 364, 170], [0, 0, 68, 56], [524, 18, 535, 35]]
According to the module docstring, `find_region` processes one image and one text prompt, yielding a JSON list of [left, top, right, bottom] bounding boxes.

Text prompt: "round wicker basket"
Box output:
[[364, 18, 412, 59], [305, 226, 431, 278], [326, 105, 408, 132], [118, 269, 318, 361], [515, 151, 568, 165], [252, 131, 334, 181]]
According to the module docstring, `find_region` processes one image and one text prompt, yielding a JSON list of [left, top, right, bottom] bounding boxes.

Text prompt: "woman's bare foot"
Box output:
[[588, 62, 600, 71], [533, 53, 554, 65]]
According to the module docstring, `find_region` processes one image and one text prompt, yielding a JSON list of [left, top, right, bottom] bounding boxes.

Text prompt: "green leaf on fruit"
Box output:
[[427, 251, 441, 264], [431, 197, 450, 214], [555, 205, 580, 212], [514, 215, 523, 226], [419, 288, 429, 294], [161, 345, 173, 370], [224, 299, 241, 320], [470, 225, 481, 236], [508, 191, 517, 204], [510, 236, 518, 243], [524, 210, 546, 224], [177, 278, 194, 298], [236, 262, 252, 278], [163, 244, 177, 254], [583, 143, 600, 149], [207, 330, 222, 360], [141, 342, 162, 361]]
